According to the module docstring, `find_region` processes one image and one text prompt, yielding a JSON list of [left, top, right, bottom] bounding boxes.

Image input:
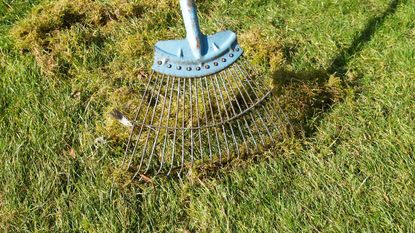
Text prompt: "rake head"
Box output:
[[122, 57, 291, 177], [119, 0, 292, 178]]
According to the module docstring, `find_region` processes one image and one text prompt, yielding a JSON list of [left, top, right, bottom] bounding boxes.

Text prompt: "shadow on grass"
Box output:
[[329, 0, 401, 76], [271, 0, 401, 137]]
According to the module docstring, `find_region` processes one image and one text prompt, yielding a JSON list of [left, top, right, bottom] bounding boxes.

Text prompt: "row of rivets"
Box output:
[[156, 48, 240, 71]]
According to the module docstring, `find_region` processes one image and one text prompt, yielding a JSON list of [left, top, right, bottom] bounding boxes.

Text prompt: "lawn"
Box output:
[[0, 0, 414, 231]]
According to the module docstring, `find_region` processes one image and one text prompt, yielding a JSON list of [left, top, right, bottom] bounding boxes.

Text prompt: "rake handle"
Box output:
[[180, 0, 204, 59]]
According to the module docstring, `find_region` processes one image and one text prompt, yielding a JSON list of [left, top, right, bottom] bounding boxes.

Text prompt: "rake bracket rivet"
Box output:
[[229, 53, 234, 57], [177, 66, 182, 70], [205, 65, 210, 69]]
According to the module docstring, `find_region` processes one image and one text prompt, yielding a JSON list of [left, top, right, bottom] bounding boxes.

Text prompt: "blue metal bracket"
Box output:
[[152, 30, 243, 78], [151, 0, 243, 78]]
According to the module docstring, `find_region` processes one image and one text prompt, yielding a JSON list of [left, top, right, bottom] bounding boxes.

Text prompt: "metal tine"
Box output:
[[213, 74, 240, 159], [226, 73, 269, 145], [235, 62, 285, 138], [199, 77, 213, 161], [238, 58, 271, 98], [127, 73, 163, 171], [221, 68, 263, 147], [144, 75, 171, 174], [167, 77, 181, 176], [189, 78, 195, 166], [238, 64, 284, 140], [218, 73, 242, 158], [156, 75, 176, 175], [195, 76, 204, 163], [211, 74, 230, 162], [179, 78, 187, 175], [242, 62, 290, 139], [216, 72, 247, 155], [227, 66, 271, 143], [132, 74, 166, 179], [204, 76, 223, 162], [123, 71, 154, 166], [239, 59, 293, 136], [219, 69, 258, 149]]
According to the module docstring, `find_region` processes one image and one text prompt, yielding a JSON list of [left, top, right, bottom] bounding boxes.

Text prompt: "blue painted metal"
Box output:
[[179, 0, 203, 59], [152, 0, 243, 78]]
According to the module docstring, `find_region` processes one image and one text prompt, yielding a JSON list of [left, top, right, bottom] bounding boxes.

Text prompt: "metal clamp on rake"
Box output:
[[121, 0, 291, 178]]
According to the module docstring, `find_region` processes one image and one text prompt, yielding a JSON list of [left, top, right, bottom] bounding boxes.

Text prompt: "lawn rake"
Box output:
[[120, 0, 291, 178]]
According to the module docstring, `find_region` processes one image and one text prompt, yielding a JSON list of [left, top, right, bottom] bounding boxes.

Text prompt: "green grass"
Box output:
[[1, 0, 414, 231]]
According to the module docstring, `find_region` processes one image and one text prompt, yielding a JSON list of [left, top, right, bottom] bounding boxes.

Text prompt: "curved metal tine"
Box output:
[[126, 72, 162, 171], [142, 75, 172, 174], [178, 78, 187, 175], [266, 94, 293, 137], [220, 69, 260, 148], [123, 71, 155, 166], [211, 74, 230, 162], [199, 77, 213, 161], [156, 75, 176, 175], [236, 62, 283, 138], [219, 71, 258, 149], [167, 77, 182, 176], [216, 73, 245, 156], [238, 59, 269, 98], [204, 76, 222, 162], [262, 95, 289, 138], [216, 72, 240, 158], [227, 66, 271, 143], [235, 62, 285, 138], [132, 74, 166, 179], [189, 78, 195, 166], [194, 77, 203, 163], [239, 59, 293, 136], [213, 74, 240, 160], [242, 61, 290, 138]]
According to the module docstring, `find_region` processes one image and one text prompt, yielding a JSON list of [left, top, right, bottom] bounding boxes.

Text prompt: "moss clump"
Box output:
[[98, 86, 145, 141], [239, 27, 284, 72], [11, 0, 148, 76], [10, 0, 189, 147], [10, 0, 170, 146], [271, 68, 348, 136]]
